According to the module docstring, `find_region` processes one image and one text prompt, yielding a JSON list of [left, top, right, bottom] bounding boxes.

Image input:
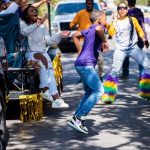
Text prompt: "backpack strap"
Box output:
[[128, 15, 134, 46]]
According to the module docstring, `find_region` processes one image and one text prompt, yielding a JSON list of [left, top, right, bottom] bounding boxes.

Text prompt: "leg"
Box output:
[[47, 67, 69, 108], [39, 65, 49, 89], [129, 45, 150, 70], [68, 66, 103, 134], [102, 50, 127, 103], [122, 56, 129, 79], [47, 68, 58, 96], [75, 66, 104, 117], [129, 45, 150, 100], [111, 50, 127, 77], [138, 64, 144, 79], [75, 79, 92, 116], [98, 52, 105, 81]]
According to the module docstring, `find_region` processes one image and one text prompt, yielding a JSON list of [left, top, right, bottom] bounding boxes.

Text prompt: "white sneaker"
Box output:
[[41, 90, 53, 102], [52, 99, 69, 108]]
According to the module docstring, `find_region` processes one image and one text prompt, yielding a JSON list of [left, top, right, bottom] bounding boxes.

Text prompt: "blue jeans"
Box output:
[[75, 66, 104, 117], [111, 44, 150, 77]]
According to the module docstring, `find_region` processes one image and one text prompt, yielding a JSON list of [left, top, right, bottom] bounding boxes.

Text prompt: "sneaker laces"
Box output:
[[80, 116, 86, 127], [74, 115, 86, 126]]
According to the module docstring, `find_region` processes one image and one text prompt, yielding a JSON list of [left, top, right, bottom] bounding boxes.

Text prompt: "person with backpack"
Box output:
[[121, 0, 149, 80], [101, 2, 150, 104]]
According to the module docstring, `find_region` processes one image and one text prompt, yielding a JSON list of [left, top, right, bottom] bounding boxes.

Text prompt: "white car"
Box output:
[[51, 0, 101, 53]]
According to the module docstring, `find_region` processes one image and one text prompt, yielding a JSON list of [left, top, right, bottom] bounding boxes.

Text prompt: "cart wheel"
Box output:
[[0, 90, 7, 150]]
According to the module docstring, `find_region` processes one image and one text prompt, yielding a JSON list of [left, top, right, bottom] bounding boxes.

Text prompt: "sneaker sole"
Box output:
[[68, 119, 88, 134], [52, 105, 69, 109], [68, 120, 78, 130], [68, 121, 88, 134]]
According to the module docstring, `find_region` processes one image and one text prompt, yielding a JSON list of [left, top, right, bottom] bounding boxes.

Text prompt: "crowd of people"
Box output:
[[0, 0, 150, 135]]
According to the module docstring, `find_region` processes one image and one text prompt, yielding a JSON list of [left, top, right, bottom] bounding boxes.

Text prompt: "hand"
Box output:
[[15, 0, 23, 5], [33, 53, 48, 69], [41, 0, 47, 2], [61, 30, 71, 38], [102, 42, 109, 52], [112, 15, 117, 28], [37, 14, 48, 26]]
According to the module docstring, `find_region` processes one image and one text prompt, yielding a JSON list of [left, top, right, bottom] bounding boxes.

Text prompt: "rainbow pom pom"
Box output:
[[139, 72, 150, 100], [101, 75, 118, 103]]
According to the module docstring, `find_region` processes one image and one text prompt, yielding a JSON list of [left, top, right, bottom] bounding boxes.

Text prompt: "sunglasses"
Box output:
[[117, 6, 128, 10]]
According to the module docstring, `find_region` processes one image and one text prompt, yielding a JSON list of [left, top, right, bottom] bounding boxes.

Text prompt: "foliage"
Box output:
[[36, 0, 61, 16]]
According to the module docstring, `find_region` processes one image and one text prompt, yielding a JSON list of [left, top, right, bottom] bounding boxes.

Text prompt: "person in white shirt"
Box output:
[[101, 2, 150, 104], [20, 5, 70, 108]]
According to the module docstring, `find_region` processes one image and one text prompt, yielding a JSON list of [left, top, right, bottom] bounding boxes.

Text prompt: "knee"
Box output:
[[93, 86, 104, 97]]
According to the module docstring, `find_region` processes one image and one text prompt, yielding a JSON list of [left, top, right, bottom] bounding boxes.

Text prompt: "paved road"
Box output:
[[6, 27, 150, 150]]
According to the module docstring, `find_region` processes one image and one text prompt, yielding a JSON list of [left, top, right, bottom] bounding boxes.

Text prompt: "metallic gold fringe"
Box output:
[[52, 53, 63, 91], [19, 94, 43, 122]]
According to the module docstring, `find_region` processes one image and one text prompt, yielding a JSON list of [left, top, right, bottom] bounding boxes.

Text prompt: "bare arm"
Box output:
[[96, 26, 109, 52], [70, 13, 79, 30], [72, 31, 83, 54], [32, 0, 47, 8], [95, 26, 107, 43]]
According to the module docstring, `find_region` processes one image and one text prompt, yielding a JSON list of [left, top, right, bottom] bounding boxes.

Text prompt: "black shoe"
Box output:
[[104, 101, 112, 104], [119, 75, 129, 80]]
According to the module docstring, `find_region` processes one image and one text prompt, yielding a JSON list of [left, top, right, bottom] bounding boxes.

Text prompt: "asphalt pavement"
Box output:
[[6, 26, 150, 150]]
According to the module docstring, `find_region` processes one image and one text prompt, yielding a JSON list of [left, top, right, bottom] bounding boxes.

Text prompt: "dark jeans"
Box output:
[[122, 56, 144, 77]]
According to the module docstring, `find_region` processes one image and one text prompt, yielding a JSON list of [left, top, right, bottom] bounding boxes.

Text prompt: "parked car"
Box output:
[[51, 0, 101, 53]]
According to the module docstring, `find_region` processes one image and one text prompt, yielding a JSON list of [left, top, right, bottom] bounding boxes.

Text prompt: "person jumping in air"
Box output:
[[68, 10, 109, 134]]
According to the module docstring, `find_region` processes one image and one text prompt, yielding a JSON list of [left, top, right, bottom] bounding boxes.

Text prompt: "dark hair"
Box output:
[[86, 0, 93, 4], [22, 4, 34, 24], [127, 0, 136, 7]]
